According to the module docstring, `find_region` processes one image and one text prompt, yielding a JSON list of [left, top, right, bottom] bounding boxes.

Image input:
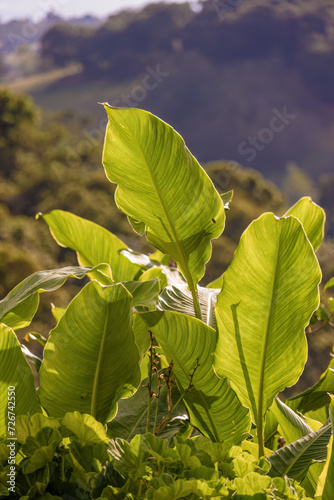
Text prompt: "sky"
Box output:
[[0, 0, 197, 22]]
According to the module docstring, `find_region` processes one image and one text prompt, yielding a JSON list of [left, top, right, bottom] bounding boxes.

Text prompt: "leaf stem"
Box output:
[[153, 397, 159, 434], [146, 396, 151, 434], [257, 418, 265, 459], [184, 271, 202, 321], [146, 331, 154, 433], [137, 480, 143, 497], [91, 309, 109, 418]]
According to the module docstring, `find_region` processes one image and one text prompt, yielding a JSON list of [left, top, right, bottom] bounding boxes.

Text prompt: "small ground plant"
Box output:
[[0, 105, 334, 499]]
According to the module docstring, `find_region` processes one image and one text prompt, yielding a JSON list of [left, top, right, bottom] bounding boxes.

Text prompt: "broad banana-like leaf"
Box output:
[[107, 370, 188, 440], [40, 210, 142, 284], [214, 214, 321, 448], [38, 281, 141, 423], [133, 311, 251, 444], [157, 285, 220, 328], [284, 197, 325, 251], [315, 397, 334, 500], [0, 324, 41, 435], [102, 105, 225, 317], [0, 265, 109, 330], [287, 354, 334, 416], [269, 397, 313, 445], [209, 196, 324, 289], [267, 419, 331, 480]]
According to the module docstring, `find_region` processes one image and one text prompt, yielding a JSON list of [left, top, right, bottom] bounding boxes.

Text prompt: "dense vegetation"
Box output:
[[0, 89, 333, 391], [1, 106, 334, 499]]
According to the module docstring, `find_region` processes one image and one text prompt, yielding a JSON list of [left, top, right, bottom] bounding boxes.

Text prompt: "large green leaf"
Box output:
[[284, 197, 325, 251], [40, 210, 142, 284], [38, 281, 141, 423], [107, 370, 188, 440], [214, 214, 321, 453], [102, 105, 225, 318], [157, 285, 220, 328], [0, 324, 41, 435], [0, 265, 109, 330], [133, 311, 251, 444], [267, 420, 331, 480]]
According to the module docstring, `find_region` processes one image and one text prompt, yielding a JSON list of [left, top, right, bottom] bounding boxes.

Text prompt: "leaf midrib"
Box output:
[[257, 223, 280, 428], [91, 305, 110, 419], [121, 124, 200, 317]]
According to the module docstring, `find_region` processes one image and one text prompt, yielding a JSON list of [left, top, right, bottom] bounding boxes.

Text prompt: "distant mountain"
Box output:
[[0, 12, 102, 54]]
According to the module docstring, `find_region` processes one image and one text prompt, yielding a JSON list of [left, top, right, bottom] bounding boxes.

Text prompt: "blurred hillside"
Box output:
[[1, 0, 333, 186], [1, 0, 334, 391]]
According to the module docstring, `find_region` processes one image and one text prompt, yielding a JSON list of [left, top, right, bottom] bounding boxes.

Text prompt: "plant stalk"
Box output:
[[153, 397, 159, 434], [146, 396, 151, 434], [257, 415, 265, 459], [184, 269, 202, 321]]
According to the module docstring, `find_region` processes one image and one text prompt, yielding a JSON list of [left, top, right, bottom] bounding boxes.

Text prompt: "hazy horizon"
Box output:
[[0, 0, 197, 23]]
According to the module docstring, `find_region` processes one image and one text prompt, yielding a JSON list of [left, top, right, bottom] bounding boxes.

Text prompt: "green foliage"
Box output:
[[102, 105, 225, 318], [0, 106, 333, 498], [0, 324, 41, 436], [38, 281, 141, 422], [0, 412, 113, 499], [133, 311, 251, 444], [214, 213, 321, 455]]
